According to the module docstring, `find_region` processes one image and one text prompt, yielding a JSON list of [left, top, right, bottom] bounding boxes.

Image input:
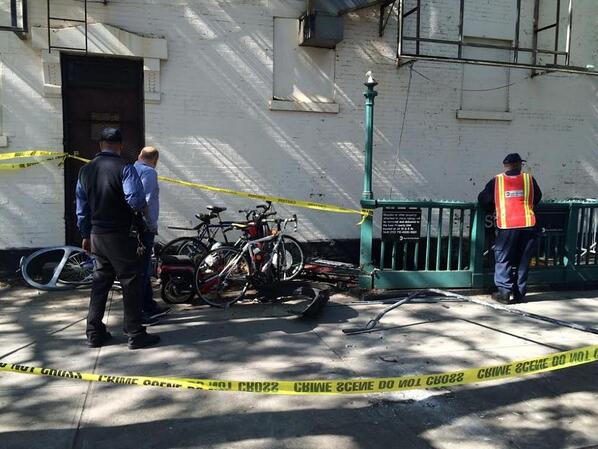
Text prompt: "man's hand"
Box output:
[[82, 238, 91, 253]]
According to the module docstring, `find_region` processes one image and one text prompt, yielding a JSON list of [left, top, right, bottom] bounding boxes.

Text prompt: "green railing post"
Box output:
[[564, 204, 580, 283], [470, 206, 486, 288], [359, 72, 378, 287], [362, 71, 378, 202]]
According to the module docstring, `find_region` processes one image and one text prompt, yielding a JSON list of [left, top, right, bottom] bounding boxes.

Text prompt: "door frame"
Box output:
[[61, 52, 145, 245]]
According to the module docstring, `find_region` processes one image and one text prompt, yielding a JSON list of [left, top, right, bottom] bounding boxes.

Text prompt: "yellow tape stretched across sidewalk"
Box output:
[[1, 345, 596, 395], [0, 151, 372, 220]]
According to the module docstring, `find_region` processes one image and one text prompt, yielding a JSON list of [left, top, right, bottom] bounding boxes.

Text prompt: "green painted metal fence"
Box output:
[[359, 199, 598, 290]]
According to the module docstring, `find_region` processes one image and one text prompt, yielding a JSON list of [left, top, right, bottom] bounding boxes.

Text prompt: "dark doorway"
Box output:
[[62, 54, 144, 245]]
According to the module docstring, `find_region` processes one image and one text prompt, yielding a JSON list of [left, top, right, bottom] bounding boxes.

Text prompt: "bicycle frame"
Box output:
[[208, 217, 295, 287]]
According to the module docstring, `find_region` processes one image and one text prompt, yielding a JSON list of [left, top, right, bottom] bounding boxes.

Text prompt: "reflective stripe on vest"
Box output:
[[494, 172, 536, 229]]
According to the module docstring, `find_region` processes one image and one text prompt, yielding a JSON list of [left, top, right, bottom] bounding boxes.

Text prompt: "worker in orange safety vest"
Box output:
[[478, 153, 542, 304]]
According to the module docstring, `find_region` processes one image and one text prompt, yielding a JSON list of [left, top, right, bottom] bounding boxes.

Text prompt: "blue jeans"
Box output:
[[494, 228, 538, 300], [141, 232, 159, 313]]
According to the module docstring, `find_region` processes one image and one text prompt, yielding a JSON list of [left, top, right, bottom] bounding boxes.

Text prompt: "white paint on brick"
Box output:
[[0, 0, 596, 249]]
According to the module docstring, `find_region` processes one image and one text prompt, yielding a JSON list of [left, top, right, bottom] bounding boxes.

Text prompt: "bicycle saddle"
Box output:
[[207, 206, 227, 214], [195, 213, 214, 223]]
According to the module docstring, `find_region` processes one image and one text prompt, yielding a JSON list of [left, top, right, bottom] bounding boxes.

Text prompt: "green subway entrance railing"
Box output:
[[358, 199, 598, 290], [357, 74, 598, 290]]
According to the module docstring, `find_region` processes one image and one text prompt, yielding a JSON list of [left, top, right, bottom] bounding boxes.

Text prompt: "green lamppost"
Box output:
[[360, 71, 378, 275]]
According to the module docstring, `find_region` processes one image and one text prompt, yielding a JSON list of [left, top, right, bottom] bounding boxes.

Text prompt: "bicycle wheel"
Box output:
[[159, 237, 208, 264], [160, 279, 195, 304], [178, 238, 209, 264], [195, 246, 249, 307], [58, 250, 94, 285], [273, 235, 304, 280], [20, 246, 94, 291]]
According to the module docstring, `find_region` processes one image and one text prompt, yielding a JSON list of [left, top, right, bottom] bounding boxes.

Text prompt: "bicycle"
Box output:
[[159, 203, 274, 262], [158, 205, 232, 264], [194, 215, 304, 308], [157, 202, 277, 304], [19, 246, 95, 291]]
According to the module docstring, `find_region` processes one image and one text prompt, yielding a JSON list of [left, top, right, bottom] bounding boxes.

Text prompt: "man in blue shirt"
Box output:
[[76, 128, 160, 350], [134, 147, 170, 321]]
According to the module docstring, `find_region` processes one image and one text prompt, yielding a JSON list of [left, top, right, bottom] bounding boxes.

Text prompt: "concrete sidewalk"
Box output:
[[0, 286, 597, 449]]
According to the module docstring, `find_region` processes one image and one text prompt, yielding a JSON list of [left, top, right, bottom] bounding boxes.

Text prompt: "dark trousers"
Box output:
[[141, 231, 159, 312], [87, 233, 144, 339], [494, 228, 538, 300]]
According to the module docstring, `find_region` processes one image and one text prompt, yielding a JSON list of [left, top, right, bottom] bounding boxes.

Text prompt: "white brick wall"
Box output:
[[0, 0, 597, 249]]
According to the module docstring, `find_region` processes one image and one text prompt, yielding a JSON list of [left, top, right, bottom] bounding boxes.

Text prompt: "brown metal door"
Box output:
[[62, 54, 144, 245]]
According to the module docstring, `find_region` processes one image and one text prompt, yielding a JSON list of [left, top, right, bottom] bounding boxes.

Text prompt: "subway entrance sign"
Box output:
[[381, 207, 422, 241]]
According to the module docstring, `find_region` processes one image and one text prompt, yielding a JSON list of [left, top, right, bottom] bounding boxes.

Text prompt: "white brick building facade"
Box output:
[[0, 0, 596, 251]]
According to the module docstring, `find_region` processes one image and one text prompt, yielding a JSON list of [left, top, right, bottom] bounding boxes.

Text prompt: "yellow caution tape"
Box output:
[[0, 155, 67, 170], [0, 151, 373, 219], [0, 150, 66, 160], [1, 345, 596, 395]]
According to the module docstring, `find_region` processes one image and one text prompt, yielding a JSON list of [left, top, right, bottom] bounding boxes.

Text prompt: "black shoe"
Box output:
[[87, 331, 112, 348], [146, 305, 171, 319], [491, 291, 512, 304], [128, 333, 160, 350], [512, 293, 525, 303], [142, 312, 161, 326]]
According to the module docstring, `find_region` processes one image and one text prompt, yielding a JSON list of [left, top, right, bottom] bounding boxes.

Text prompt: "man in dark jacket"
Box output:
[[76, 128, 160, 349], [478, 153, 542, 304]]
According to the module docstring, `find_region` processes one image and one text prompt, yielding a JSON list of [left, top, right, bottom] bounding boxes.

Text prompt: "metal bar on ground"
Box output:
[[427, 289, 598, 335], [344, 289, 598, 336]]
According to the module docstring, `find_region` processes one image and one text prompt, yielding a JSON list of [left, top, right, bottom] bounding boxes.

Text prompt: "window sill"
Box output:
[[269, 99, 339, 114], [457, 110, 513, 121]]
